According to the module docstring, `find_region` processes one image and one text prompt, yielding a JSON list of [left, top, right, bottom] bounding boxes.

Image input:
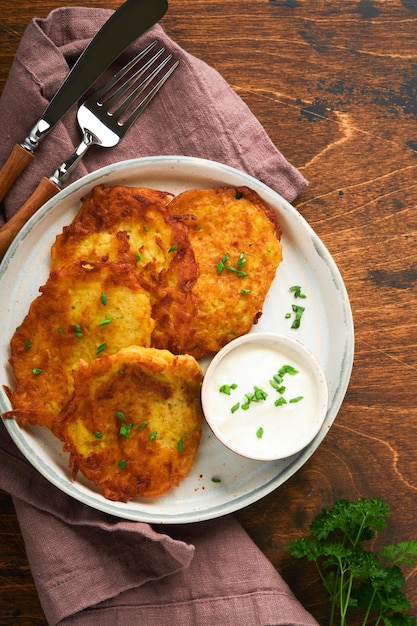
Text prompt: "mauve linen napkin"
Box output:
[[0, 7, 315, 626]]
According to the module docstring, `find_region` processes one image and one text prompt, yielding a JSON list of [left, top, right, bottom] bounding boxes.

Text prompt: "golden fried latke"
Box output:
[[5, 261, 153, 434], [50, 185, 196, 296], [56, 346, 203, 501], [152, 186, 282, 359], [50, 184, 200, 353]]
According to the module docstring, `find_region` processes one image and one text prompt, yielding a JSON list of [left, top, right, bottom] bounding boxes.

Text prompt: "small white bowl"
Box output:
[[201, 332, 329, 461]]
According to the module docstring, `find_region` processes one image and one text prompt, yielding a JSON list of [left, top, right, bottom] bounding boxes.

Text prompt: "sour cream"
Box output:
[[201, 333, 328, 461]]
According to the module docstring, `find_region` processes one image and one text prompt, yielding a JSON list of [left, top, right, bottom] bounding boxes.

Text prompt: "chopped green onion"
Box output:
[[101, 292, 108, 306], [219, 383, 238, 395], [254, 386, 268, 401], [75, 324, 83, 338], [57, 327, 64, 334], [237, 386, 268, 411], [177, 438, 184, 453], [93, 431, 103, 439], [279, 365, 299, 376], [291, 304, 305, 329], [149, 431, 157, 441], [217, 252, 247, 277], [240, 288, 251, 294], [211, 476, 222, 483], [118, 459, 127, 469], [24, 339, 31, 350], [136, 251, 142, 261], [226, 265, 247, 277], [116, 411, 126, 421], [231, 403, 240, 413], [275, 397, 287, 407], [270, 365, 303, 406], [217, 253, 230, 274], [119, 423, 134, 438], [137, 422, 149, 429], [97, 317, 113, 327], [237, 252, 247, 268], [269, 379, 286, 393], [289, 396, 304, 404], [256, 427, 264, 439], [96, 342, 107, 355], [168, 243, 179, 253], [289, 285, 307, 299], [32, 368, 43, 375]]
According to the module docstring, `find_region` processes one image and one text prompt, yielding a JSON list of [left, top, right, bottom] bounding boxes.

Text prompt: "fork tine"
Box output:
[[124, 59, 179, 127], [91, 40, 160, 101], [103, 47, 167, 113], [114, 55, 177, 123]]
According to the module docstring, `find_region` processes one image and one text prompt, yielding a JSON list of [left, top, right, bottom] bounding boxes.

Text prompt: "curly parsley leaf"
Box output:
[[287, 497, 417, 626]]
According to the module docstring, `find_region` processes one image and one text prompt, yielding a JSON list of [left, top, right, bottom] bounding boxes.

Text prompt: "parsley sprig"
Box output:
[[287, 497, 417, 625]]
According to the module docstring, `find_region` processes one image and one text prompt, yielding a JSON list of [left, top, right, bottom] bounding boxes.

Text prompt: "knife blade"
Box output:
[[0, 0, 168, 202]]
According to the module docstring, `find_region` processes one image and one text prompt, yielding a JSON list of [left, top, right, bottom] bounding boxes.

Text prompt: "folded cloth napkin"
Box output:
[[0, 7, 314, 626]]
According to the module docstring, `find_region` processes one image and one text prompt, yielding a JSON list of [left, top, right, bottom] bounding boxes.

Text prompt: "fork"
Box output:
[[0, 40, 178, 261]]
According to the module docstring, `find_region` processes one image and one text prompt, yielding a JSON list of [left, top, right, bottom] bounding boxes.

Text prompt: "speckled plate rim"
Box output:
[[0, 156, 354, 523]]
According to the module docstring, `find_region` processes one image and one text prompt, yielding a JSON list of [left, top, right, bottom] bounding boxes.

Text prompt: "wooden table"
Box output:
[[1, 1, 417, 624]]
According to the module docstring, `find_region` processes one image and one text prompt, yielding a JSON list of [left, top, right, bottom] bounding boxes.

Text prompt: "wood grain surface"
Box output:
[[1, 1, 417, 624]]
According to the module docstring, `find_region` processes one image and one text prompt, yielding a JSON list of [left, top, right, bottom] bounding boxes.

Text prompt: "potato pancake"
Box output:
[[5, 261, 153, 434], [50, 184, 197, 296], [152, 186, 282, 359], [56, 346, 203, 501]]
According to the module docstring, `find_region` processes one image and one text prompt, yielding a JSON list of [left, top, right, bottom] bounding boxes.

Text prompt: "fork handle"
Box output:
[[0, 144, 35, 202], [0, 177, 60, 261]]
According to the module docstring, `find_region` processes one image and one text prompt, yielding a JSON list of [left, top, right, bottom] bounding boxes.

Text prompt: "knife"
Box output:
[[0, 0, 168, 203]]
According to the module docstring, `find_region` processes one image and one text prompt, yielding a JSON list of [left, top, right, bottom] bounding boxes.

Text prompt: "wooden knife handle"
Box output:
[[0, 177, 60, 261], [0, 144, 35, 202]]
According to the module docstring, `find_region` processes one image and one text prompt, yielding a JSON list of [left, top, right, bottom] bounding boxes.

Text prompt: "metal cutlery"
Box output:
[[0, 0, 168, 203], [0, 41, 178, 261]]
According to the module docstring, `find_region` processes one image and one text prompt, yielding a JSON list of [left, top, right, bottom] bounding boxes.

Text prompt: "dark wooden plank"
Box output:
[[0, 491, 46, 624]]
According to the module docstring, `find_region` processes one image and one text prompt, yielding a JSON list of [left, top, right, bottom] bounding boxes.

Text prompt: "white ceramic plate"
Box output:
[[0, 156, 354, 523]]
